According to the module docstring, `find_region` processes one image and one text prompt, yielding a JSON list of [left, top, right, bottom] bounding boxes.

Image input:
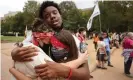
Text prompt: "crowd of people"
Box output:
[[8, 1, 133, 80], [92, 32, 133, 78]]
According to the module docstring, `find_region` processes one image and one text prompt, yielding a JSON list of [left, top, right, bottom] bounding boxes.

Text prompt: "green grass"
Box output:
[[1, 36, 24, 42]]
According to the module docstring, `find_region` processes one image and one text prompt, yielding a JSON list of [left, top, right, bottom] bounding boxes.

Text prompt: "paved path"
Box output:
[[91, 48, 133, 80], [1, 41, 133, 80], [86, 40, 117, 72], [1, 43, 15, 80]]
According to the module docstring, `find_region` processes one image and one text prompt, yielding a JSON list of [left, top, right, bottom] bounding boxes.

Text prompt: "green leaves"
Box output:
[[2, 1, 133, 35], [98, 1, 133, 32], [59, 1, 92, 30], [1, 1, 40, 35]]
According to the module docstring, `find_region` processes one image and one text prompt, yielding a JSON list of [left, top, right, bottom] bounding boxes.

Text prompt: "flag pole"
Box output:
[[98, 1, 102, 33], [24, 25, 27, 38], [99, 14, 102, 33]]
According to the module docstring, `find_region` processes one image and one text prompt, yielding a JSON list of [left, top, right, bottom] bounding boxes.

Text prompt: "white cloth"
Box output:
[[112, 33, 116, 40], [73, 35, 80, 50], [22, 30, 33, 43], [12, 32, 53, 80], [13, 43, 53, 80], [72, 35, 82, 56], [97, 41, 106, 54], [115, 34, 119, 41], [122, 49, 133, 62]]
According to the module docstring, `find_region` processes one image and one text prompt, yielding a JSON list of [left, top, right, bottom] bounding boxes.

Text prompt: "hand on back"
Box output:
[[11, 46, 39, 62]]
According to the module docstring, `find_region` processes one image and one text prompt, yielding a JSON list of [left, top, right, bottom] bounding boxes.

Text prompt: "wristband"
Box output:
[[67, 67, 72, 80]]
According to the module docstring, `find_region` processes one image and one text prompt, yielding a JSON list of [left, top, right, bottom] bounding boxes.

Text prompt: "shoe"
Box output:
[[108, 64, 113, 67], [125, 74, 133, 78], [101, 67, 107, 70]]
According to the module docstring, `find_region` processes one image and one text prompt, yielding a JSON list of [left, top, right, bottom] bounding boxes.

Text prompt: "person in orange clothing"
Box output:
[[93, 33, 99, 51]]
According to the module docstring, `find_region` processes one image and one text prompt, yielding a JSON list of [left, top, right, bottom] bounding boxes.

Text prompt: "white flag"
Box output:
[[87, 17, 93, 31], [87, 2, 100, 31]]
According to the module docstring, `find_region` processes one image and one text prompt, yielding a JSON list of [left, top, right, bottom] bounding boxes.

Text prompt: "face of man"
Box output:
[[83, 31, 86, 36], [43, 6, 62, 30], [129, 33, 133, 40], [103, 33, 107, 38]]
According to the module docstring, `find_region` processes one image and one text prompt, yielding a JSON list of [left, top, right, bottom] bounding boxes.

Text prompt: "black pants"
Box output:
[[124, 57, 133, 74], [94, 42, 97, 50]]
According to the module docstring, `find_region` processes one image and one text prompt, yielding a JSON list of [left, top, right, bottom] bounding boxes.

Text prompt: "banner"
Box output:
[[87, 2, 100, 31]]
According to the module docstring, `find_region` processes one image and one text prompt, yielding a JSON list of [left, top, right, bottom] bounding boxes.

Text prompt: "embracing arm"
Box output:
[[68, 61, 90, 80], [10, 46, 39, 80], [35, 61, 90, 80], [9, 68, 32, 80], [61, 51, 89, 69], [11, 46, 38, 62], [61, 59, 83, 69]]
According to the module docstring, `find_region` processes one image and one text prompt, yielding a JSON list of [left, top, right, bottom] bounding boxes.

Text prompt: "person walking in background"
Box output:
[[93, 33, 99, 51], [122, 32, 133, 78], [77, 27, 87, 53], [97, 36, 107, 69], [112, 32, 119, 48], [77, 27, 93, 78], [103, 32, 113, 67], [112, 32, 116, 47], [115, 32, 120, 48]]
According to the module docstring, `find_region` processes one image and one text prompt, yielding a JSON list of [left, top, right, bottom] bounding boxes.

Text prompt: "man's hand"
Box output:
[[11, 46, 38, 62], [35, 61, 70, 79]]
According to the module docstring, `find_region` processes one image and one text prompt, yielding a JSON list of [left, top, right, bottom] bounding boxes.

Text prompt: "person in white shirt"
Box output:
[[97, 36, 107, 69]]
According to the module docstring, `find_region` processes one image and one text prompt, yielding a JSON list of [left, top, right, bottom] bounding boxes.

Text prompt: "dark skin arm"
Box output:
[[70, 61, 90, 80], [35, 61, 90, 80], [11, 46, 38, 62]]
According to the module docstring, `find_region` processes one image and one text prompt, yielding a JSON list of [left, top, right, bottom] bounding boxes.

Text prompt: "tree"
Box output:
[[11, 12, 25, 33], [92, 1, 133, 32], [59, 1, 82, 30], [1, 1, 40, 35], [78, 9, 92, 29], [23, 1, 40, 29], [2, 1, 133, 35], [1, 16, 15, 34], [1, 19, 10, 34]]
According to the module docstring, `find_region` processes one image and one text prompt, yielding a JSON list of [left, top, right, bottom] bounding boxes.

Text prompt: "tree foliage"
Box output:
[[1, 1, 133, 35], [23, 1, 40, 28], [59, 1, 92, 30], [1, 1, 40, 35], [97, 1, 133, 32]]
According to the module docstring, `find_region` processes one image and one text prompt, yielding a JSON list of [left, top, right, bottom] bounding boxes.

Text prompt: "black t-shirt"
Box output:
[[39, 43, 68, 63], [39, 43, 56, 61], [39, 44, 50, 55]]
